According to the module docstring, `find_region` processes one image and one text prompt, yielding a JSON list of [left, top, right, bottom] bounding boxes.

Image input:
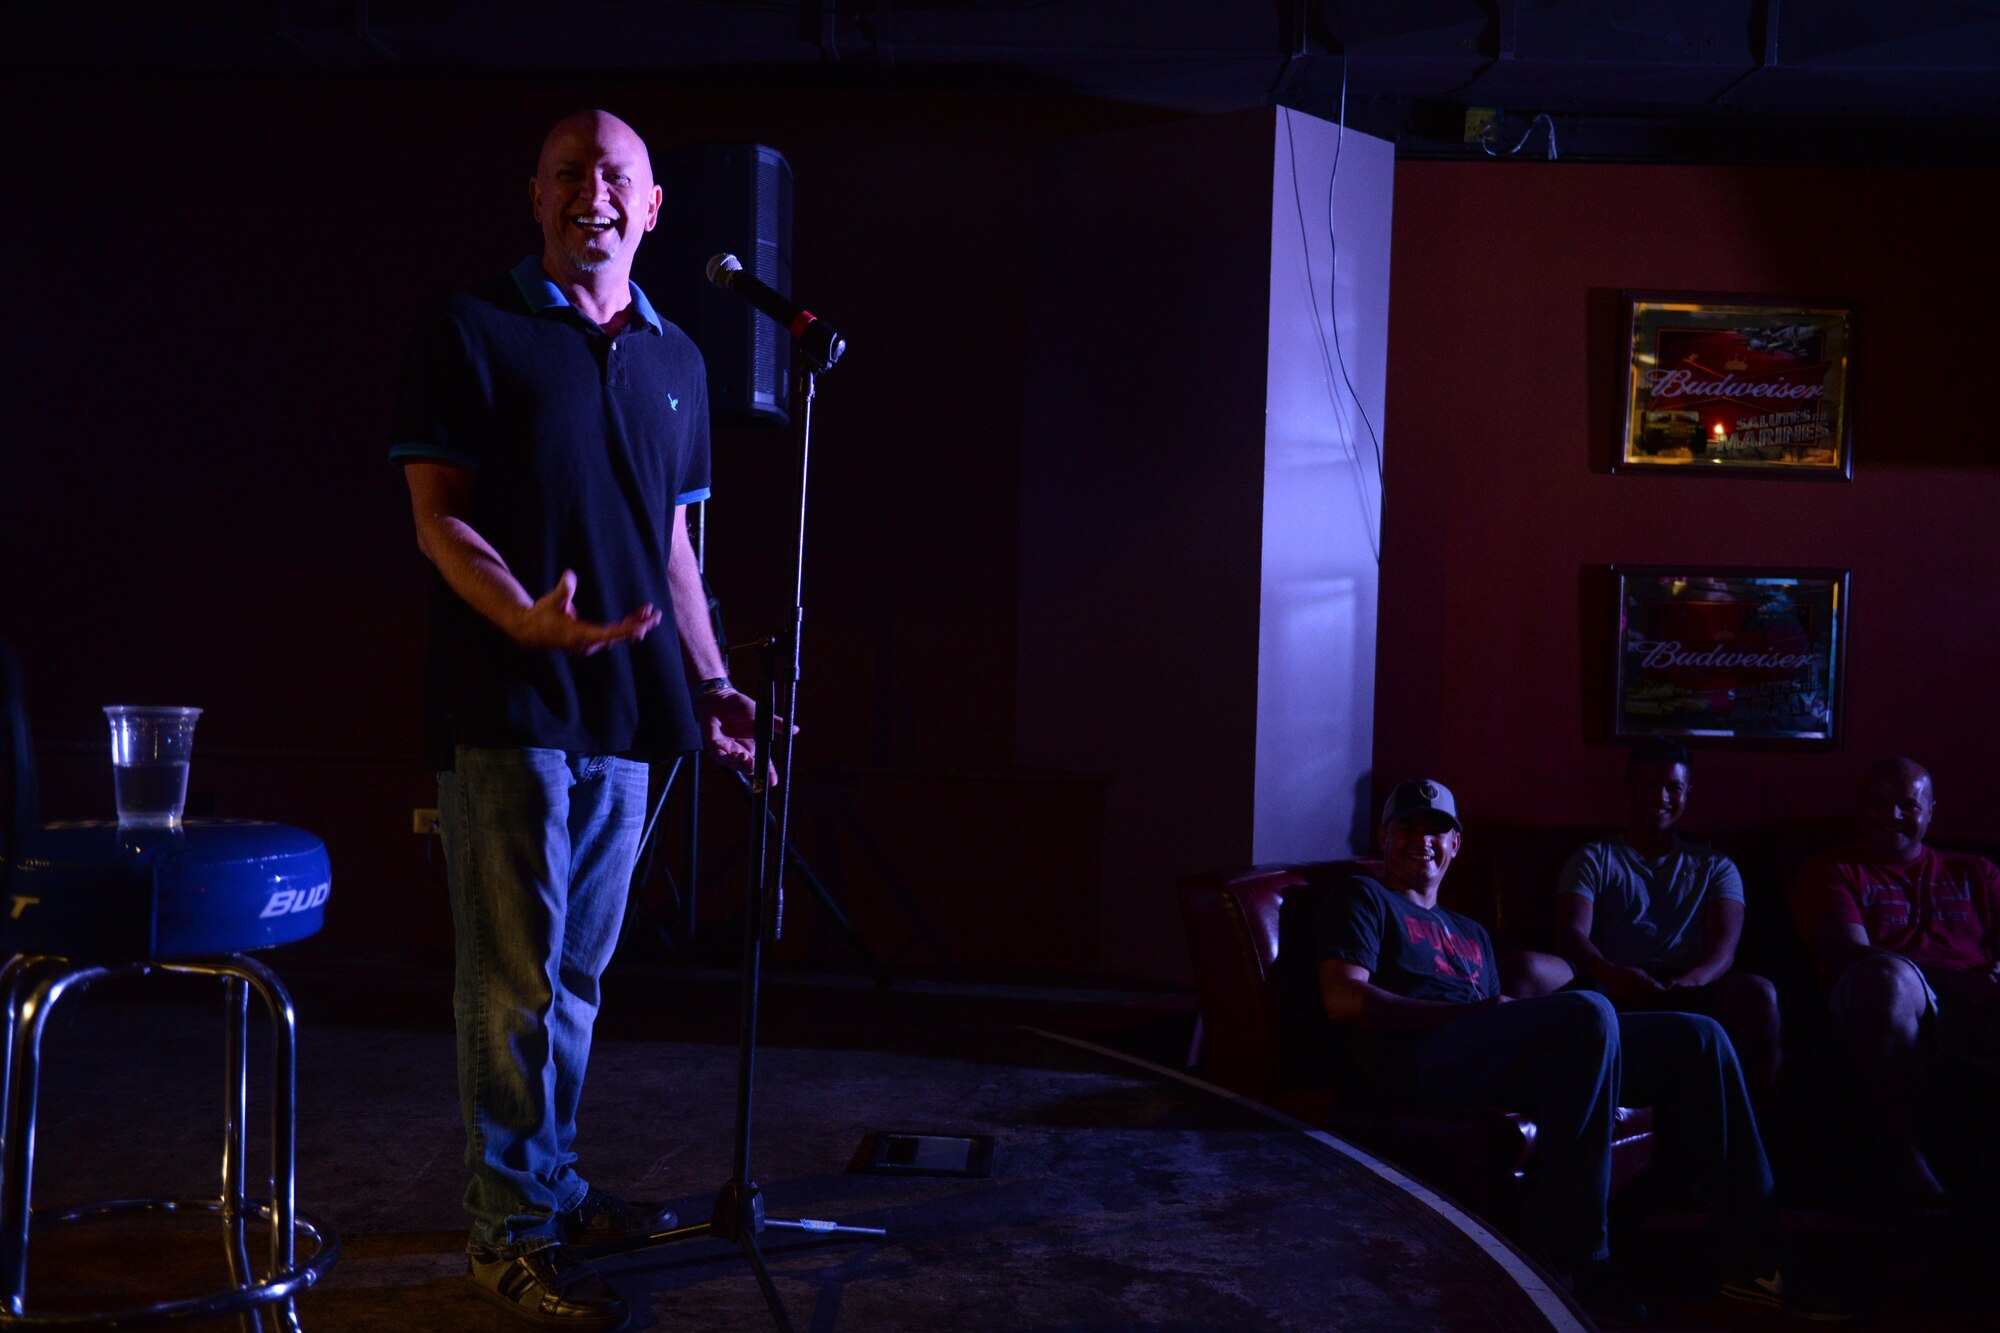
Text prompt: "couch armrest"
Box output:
[[1178, 872, 1304, 1099]]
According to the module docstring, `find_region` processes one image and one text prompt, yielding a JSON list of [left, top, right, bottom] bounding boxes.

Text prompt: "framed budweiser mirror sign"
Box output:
[[1616, 293, 1855, 478], [1613, 567, 1849, 748]]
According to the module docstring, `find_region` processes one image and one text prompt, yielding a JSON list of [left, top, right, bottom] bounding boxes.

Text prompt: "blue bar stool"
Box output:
[[0, 650, 338, 1330], [0, 823, 341, 1331]]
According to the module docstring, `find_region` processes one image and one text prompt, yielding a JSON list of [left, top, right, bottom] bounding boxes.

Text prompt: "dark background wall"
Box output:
[[2, 71, 1161, 972], [5, 73, 1994, 981]]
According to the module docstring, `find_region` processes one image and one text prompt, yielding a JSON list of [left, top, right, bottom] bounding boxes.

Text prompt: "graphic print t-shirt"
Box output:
[[1316, 876, 1499, 1004], [1792, 843, 2000, 971]]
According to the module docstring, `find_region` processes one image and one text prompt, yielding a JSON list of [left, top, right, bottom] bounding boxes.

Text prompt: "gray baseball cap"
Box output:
[[1380, 778, 1462, 831]]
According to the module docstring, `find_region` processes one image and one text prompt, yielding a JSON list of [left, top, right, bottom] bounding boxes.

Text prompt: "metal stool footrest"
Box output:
[[0, 1197, 339, 1328], [1, 949, 337, 1332]]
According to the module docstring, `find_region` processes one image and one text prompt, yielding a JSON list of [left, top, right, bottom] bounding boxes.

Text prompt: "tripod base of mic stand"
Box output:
[[575, 1180, 886, 1332]]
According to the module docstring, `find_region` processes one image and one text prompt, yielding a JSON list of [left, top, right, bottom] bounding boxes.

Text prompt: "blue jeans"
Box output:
[[438, 746, 649, 1258], [1409, 992, 1775, 1269]]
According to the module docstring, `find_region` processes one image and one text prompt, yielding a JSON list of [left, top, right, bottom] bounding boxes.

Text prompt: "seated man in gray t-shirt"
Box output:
[[1555, 739, 1781, 1105]]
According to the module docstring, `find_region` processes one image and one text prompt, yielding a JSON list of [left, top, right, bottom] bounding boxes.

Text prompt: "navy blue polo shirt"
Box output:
[[390, 256, 711, 769]]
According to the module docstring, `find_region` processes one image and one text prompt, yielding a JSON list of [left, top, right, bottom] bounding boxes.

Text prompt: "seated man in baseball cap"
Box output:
[[1316, 778, 1814, 1324]]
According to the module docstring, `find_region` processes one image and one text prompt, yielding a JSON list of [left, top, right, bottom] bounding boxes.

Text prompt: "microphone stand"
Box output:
[[618, 518, 887, 986], [581, 345, 880, 1331]]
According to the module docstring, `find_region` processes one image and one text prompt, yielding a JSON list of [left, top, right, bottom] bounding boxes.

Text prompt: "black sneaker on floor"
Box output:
[[1570, 1260, 1649, 1327], [562, 1187, 679, 1246], [1719, 1266, 1785, 1312], [1719, 1267, 1858, 1323], [468, 1244, 629, 1330]]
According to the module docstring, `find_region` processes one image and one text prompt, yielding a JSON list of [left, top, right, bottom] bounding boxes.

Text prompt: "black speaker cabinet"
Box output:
[[646, 143, 794, 427]]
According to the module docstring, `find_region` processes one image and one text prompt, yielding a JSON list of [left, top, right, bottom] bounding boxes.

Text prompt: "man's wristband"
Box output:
[[697, 676, 736, 698]]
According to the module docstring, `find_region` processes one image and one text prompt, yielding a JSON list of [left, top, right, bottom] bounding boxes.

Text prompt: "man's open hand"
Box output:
[[513, 570, 662, 655], [701, 687, 796, 788]]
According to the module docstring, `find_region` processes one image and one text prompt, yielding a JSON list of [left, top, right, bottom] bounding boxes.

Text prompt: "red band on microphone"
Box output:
[[790, 311, 817, 337]]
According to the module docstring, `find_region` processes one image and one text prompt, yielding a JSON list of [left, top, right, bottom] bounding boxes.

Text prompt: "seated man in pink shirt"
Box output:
[[1792, 757, 2000, 1206]]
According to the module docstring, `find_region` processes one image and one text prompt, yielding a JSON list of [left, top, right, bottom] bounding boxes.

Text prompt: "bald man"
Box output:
[[1793, 758, 2000, 1207], [392, 110, 759, 1328]]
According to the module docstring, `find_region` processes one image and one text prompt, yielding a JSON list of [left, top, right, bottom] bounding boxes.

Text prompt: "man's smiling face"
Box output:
[[1380, 812, 1461, 895], [532, 111, 661, 280], [1859, 762, 1933, 862], [1626, 759, 1690, 835]]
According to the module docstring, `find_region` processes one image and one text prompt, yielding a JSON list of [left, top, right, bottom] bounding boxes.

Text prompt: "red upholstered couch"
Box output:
[[1178, 858, 1654, 1223]]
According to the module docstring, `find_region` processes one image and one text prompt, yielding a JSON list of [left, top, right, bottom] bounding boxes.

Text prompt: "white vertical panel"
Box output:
[[1253, 108, 1393, 861]]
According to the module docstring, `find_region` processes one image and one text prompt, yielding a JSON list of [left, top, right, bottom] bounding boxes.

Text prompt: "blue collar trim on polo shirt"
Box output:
[[625, 283, 665, 336], [510, 255, 663, 335]]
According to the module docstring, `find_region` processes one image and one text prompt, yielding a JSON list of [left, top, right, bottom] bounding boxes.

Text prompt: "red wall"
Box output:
[[1376, 162, 2000, 840]]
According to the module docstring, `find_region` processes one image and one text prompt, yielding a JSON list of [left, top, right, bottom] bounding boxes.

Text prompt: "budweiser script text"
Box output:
[[1645, 368, 1826, 402], [1635, 639, 1817, 671]]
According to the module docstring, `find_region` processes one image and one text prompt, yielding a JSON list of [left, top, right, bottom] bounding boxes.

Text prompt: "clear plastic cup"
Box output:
[[104, 706, 202, 829]]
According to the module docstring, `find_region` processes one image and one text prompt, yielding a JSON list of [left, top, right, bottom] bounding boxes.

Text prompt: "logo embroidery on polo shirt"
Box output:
[[668, 393, 680, 411]]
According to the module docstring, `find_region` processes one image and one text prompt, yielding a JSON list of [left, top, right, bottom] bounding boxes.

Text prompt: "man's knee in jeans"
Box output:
[[1518, 990, 1620, 1068], [1672, 1010, 1729, 1050], [1625, 1009, 1737, 1069], [1497, 994, 1621, 1136], [1537, 988, 1619, 1034]]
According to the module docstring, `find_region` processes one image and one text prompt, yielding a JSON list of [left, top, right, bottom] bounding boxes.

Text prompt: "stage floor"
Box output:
[[15, 960, 1999, 1330], [18, 972, 1575, 1331]]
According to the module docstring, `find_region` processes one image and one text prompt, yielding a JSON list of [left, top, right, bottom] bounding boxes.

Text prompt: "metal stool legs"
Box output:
[[0, 955, 94, 1317], [0, 954, 338, 1329]]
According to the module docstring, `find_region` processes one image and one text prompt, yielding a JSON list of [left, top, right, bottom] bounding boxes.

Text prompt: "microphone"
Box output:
[[706, 253, 846, 370]]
